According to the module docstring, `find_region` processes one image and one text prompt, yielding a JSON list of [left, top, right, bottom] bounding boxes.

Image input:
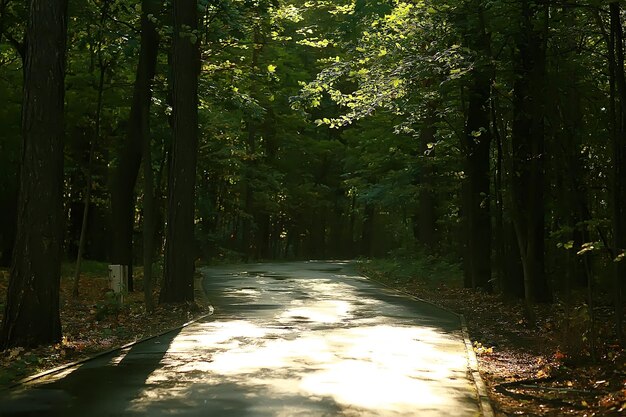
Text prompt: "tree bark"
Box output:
[[460, 6, 493, 291], [492, 94, 524, 298], [160, 0, 199, 304], [73, 3, 110, 296], [413, 110, 437, 250], [72, 63, 105, 298], [361, 204, 375, 257], [609, 1, 625, 345], [510, 0, 551, 304], [0, 0, 68, 348], [139, 0, 161, 311], [241, 24, 263, 260]]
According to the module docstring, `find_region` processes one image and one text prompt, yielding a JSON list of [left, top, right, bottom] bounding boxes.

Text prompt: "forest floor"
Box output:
[[0, 261, 211, 389], [359, 258, 626, 417]]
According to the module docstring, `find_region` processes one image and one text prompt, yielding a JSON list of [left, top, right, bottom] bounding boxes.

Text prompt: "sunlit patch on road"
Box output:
[[125, 262, 479, 416], [0, 262, 480, 417]]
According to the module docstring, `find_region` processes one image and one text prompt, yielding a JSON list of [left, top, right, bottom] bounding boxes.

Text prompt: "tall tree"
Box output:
[[608, 1, 625, 344], [72, 0, 110, 297], [457, 3, 493, 292], [0, 0, 68, 348], [160, 0, 199, 303], [510, 0, 551, 303]]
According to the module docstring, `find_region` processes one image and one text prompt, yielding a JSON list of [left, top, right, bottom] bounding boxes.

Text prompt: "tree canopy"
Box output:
[[0, 0, 624, 351]]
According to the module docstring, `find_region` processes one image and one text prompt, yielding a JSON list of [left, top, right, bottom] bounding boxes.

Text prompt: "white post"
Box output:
[[108, 264, 128, 303]]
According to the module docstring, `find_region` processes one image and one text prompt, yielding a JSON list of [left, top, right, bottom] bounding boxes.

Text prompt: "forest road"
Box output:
[[0, 260, 484, 416]]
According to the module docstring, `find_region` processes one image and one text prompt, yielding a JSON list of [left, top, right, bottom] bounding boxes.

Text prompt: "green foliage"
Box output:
[[94, 291, 123, 321], [61, 260, 110, 279], [1, 0, 625, 319], [359, 251, 463, 288]]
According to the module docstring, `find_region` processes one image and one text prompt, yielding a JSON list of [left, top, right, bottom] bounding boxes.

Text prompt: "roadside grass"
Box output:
[[60, 259, 111, 279], [358, 254, 463, 289]]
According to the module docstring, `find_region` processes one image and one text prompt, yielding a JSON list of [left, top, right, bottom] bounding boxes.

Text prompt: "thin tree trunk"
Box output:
[[142, 137, 155, 310], [0, 0, 7, 45], [139, 0, 161, 311], [361, 204, 375, 257], [492, 94, 508, 296], [72, 19, 108, 297], [413, 109, 437, 249], [609, 1, 625, 345], [0, 0, 68, 349], [241, 25, 263, 260], [109, 0, 160, 292]]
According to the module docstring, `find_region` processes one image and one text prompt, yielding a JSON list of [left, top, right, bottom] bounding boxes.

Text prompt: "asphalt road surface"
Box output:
[[0, 261, 484, 416]]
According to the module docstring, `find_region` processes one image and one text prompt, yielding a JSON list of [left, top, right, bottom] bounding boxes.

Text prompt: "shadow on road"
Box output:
[[0, 261, 481, 417], [0, 329, 181, 416]]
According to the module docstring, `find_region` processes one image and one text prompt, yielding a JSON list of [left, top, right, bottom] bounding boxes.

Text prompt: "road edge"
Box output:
[[460, 315, 496, 417], [6, 273, 214, 390], [359, 268, 495, 417]]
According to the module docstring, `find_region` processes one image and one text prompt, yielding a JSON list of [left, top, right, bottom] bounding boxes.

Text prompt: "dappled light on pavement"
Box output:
[[126, 262, 478, 416], [0, 261, 479, 417]]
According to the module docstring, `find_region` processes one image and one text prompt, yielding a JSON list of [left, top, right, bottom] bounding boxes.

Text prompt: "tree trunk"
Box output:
[[361, 204, 375, 257], [73, 37, 107, 298], [492, 94, 524, 298], [0, 0, 68, 349], [160, 0, 199, 304], [241, 25, 263, 260], [139, 0, 161, 311], [413, 110, 437, 250], [109, 0, 160, 292], [510, 1, 551, 304], [460, 7, 493, 291], [609, 1, 625, 345]]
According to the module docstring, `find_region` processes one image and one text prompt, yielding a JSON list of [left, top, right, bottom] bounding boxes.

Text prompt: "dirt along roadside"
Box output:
[[0, 263, 212, 388]]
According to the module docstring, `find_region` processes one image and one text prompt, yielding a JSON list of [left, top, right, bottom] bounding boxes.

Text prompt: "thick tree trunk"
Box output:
[[109, 0, 160, 291], [160, 0, 199, 304], [0, 0, 68, 349], [510, 1, 551, 304], [461, 8, 493, 291]]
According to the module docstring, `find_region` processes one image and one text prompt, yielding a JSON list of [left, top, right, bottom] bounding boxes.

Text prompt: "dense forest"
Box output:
[[0, 0, 625, 359]]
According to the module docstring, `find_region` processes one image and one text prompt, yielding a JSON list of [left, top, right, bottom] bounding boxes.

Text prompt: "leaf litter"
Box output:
[[0, 267, 210, 388], [360, 263, 626, 417]]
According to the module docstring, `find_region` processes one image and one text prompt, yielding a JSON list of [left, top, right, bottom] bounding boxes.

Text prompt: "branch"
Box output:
[[103, 9, 139, 35], [3, 30, 24, 60]]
